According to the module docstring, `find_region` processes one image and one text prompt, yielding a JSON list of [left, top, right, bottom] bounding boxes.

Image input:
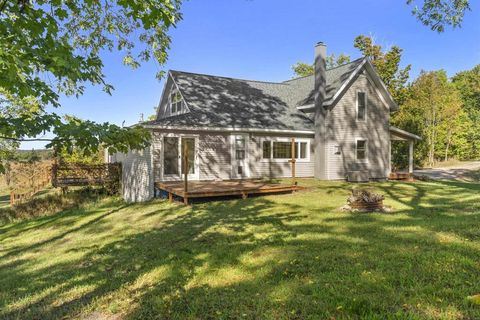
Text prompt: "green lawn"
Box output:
[[0, 187, 10, 209], [1, 180, 479, 319]]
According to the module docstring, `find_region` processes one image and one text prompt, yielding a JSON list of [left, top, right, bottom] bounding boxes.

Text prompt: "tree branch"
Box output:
[[0, 136, 54, 142]]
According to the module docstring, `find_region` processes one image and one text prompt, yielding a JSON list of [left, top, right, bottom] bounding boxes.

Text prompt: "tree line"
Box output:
[[292, 35, 480, 168]]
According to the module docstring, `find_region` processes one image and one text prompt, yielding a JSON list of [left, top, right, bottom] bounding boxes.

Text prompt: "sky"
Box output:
[[21, 0, 480, 149]]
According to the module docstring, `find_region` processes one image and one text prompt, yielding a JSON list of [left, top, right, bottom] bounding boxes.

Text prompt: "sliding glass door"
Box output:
[[163, 136, 199, 180]]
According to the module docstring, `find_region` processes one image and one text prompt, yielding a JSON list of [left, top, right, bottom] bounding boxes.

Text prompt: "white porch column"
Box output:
[[408, 140, 414, 174]]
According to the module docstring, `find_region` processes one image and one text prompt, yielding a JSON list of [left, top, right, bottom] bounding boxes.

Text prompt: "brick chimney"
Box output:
[[314, 42, 327, 179]]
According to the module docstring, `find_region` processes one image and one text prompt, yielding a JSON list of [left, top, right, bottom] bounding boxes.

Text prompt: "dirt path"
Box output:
[[415, 161, 480, 182]]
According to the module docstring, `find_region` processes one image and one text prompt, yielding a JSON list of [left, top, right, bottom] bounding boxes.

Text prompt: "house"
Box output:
[[110, 42, 421, 202]]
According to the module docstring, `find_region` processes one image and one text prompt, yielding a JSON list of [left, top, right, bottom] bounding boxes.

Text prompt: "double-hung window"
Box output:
[[262, 140, 309, 161], [356, 139, 367, 161], [170, 90, 183, 114], [357, 91, 366, 121]]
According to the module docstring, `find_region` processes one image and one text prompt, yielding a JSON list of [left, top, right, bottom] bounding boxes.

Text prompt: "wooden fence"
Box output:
[[8, 161, 53, 206], [52, 163, 121, 194]]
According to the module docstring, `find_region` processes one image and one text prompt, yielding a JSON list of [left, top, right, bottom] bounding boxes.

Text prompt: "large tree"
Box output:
[[291, 36, 410, 104], [406, 0, 471, 32], [393, 70, 463, 166], [0, 0, 182, 172], [452, 65, 480, 159], [353, 35, 411, 105]]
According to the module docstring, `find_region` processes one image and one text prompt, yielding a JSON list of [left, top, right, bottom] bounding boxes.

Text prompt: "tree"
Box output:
[[393, 70, 463, 167], [0, 0, 182, 172], [291, 62, 314, 78], [354, 35, 411, 105], [326, 54, 351, 69], [452, 65, 480, 159], [406, 0, 471, 32], [291, 36, 410, 105], [292, 53, 351, 77]]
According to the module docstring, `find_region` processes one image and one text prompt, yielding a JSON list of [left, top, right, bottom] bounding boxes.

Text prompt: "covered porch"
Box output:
[[390, 126, 422, 180]]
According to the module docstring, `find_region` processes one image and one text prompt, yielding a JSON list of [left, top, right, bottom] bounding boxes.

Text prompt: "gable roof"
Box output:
[[286, 57, 364, 107], [143, 57, 395, 131]]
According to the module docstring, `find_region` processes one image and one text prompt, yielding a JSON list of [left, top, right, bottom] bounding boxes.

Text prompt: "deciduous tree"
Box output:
[[406, 0, 471, 32], [0, 0, 182, 172]]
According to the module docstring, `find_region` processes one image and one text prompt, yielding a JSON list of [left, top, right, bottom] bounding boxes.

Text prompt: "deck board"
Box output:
[[155, 180, 301, 203]]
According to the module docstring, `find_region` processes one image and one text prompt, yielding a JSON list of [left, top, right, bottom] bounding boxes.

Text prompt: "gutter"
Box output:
[[141, 124, 315, 135]]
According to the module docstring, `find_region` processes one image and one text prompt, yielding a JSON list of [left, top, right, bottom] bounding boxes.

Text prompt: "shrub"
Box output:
[[0, 188, 109, 224]]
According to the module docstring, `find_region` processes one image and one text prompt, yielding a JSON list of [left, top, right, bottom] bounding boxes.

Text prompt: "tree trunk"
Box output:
[[444, 130, 452, 162]]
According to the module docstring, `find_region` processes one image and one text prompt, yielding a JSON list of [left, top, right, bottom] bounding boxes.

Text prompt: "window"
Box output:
[[262, 140, 309, 160], [262, 141, 271, 158], [273, 142, 292, 159], [164, 137, 179, 175], [295, 142, 307, 159], [356, 139, 367, 161], [235, 137, 246, 159], [170, 91, 183, 114], [357, 92, 366, 121]]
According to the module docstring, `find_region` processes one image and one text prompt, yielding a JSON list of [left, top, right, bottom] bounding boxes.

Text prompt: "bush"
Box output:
[[0, 188, 109, 224]]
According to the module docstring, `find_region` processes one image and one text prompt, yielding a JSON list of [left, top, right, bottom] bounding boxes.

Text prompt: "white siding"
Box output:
[[325, 71, 390, 180], [151, 130, 315, 181], [112, 148, 154, 203]]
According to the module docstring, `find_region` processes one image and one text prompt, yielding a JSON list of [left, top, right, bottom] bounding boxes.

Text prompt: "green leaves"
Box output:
[[0, 0, 181, 169], [354, 35, 411, 105], [406, 0, 471, 32], [291, 62, 314, 78], [0, 112, 151, 156]]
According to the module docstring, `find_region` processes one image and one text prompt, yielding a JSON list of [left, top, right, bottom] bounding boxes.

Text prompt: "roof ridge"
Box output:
[[283, 57, 365, 83], [169, 70, 288, 86]]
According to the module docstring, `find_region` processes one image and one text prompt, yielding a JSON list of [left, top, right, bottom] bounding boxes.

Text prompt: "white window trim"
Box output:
[[230, 134, 250, 178], [260, 137, 310, 163], [356, 90, 367, 122], [169, 89, 184, 116], [355, 138, 368, 163], [160, 132, 200, 181]]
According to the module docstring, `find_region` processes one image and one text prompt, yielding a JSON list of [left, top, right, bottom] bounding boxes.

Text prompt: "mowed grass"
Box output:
[[0, 180, 479, 319]]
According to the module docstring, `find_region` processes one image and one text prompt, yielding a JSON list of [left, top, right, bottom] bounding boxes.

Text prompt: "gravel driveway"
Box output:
[[414, 161, 480, 182]]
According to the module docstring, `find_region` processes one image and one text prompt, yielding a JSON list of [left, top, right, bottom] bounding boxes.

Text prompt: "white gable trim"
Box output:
[[324, 58, 399, 112], [155, 72, 192, 120], [169, 72, 192, 114], [363, 60, 399, 111], [326, 58, 367, 107]]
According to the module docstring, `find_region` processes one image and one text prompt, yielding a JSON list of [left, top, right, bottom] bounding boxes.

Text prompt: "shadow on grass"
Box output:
[[1, 181, 480, 319]]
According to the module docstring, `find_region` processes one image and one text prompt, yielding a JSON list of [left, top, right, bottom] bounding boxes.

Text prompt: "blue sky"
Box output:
[[22, 0, 480, 149]]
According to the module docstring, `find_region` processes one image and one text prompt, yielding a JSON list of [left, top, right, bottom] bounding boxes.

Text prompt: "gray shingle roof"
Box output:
[[144, 58, 365, 131]]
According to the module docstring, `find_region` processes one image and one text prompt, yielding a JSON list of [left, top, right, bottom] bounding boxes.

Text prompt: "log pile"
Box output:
[[341, 188, 390, 212]]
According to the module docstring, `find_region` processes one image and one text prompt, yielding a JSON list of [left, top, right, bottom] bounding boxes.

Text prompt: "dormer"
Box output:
[[155, 72, 190, 120]]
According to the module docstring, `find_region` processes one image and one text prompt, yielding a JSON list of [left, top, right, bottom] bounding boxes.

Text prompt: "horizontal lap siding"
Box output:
[[112, 148, 154, 203], [325, 72, 390, 180], [152, 130, 314, 181], [249, 134, 315, 178], [198, 134, 231, 180], [151, 130, 231, 181]]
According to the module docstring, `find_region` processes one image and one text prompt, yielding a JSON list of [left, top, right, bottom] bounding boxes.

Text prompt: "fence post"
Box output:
[[10, 191, 14, 206]]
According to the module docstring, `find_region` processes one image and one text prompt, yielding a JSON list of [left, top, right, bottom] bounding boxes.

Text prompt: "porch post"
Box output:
[[290, 138, 296, 186], [408, 140, 414, 174], [183, 142, 188, 193]]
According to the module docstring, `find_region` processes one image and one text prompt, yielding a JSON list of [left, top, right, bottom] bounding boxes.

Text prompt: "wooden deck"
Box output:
[[155, 180, 302, 204], [389, 172, 414, 181]]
